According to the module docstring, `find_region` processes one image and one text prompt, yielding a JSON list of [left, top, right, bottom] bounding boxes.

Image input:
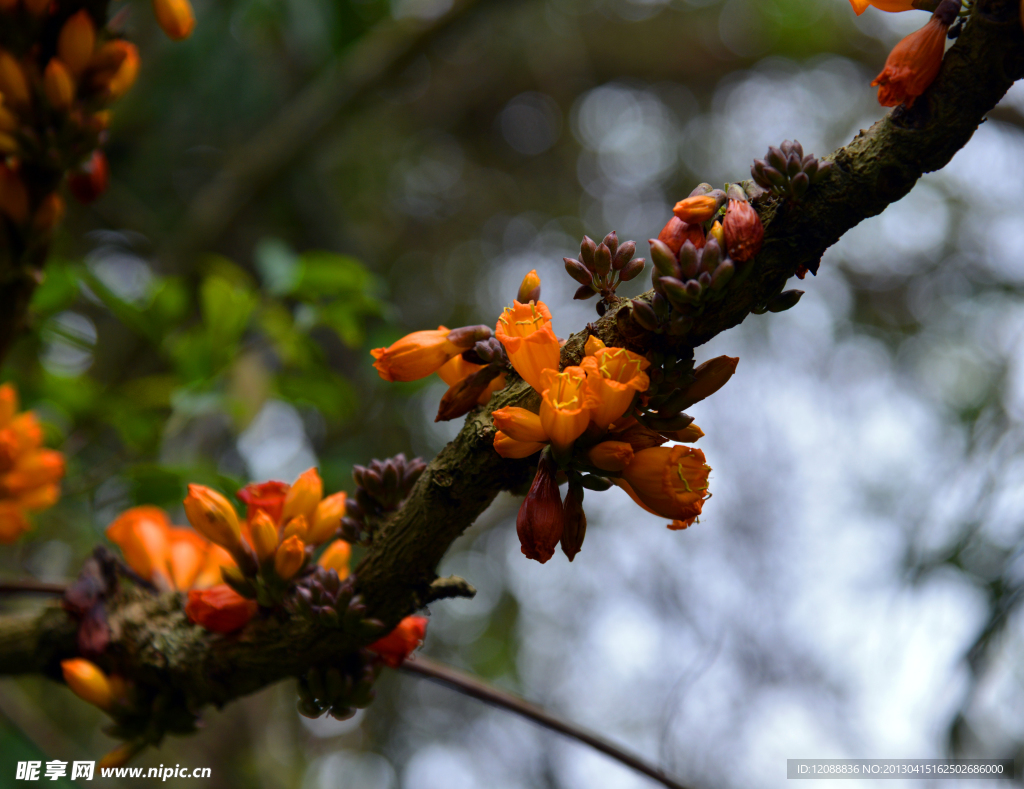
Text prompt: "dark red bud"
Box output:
[[516, 454, 563, 564]]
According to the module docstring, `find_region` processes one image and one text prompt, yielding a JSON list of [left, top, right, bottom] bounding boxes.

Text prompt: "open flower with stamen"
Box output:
[[580, 337, 650, 430], [495, 301, 560, 392], [539, 367, 591, 454], [618, 445, 711, 529]]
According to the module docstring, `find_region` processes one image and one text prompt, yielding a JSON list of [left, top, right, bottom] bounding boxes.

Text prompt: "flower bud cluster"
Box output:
[[0, 0, 192, 240], [296, 655, 381, 721], [563, 231, 646, 315], [292, 564, 383, 638], [341, 454, 426, 544], [751, 140, 832, 202]]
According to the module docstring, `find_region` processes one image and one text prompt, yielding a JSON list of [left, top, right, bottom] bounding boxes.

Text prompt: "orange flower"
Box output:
[[849, 0, 916, 14], [0, 384, 64, 543], [871, 16, 948, 108], [368, 615, 428, 668], [619, 446, 711, 528], [185, 584, 258, 633], [587, 440, 634, 473], [581, 346, 650, 430], [237, 480, 289, 524], [249, 510, 279, 562], [493, 431, 546, 459], [106, 506, 235, 591], [539, 367, 590, 453], [492, 407, 548, 443], [495, 301, 561, 393], [371, 327, 464, 383], [317, 539, 351, 577]]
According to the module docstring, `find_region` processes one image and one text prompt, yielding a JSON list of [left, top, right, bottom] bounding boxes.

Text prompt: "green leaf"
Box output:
[[201, 275, 257, 363]]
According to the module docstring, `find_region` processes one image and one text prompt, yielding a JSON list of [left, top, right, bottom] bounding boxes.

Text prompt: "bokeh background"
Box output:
[[2, 0, 1024, 786]]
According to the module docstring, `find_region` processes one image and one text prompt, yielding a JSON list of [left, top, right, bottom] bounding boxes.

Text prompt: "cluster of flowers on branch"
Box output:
[[0, 0, 193, 243], [0, 383, 63, 541], [850, 0, 965, 108]]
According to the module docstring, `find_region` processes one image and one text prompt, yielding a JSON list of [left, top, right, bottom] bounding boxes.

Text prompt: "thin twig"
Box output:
[[0, 580, 68, 595], [399, 655, 693, 789], [172, 0, 494, 259]]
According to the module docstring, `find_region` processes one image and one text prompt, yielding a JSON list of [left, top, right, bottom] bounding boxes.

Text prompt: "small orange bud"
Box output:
[[249, 510, 278, 562], [67, 150, 109, 204], [723, 200, 763, 262], [0, 132, 16, 155], [185, 584, 257, 633], [871, 15, 949, 108], [32, 193, 65, 234], [102, 41, 139, 99], [153, 0, 196, 40], [493, 431, 546, 459], [273, 534, 305, 580], [368, 616, 428, 668], [492, 406, 547, 443], [517, 269, 541, 304], [317, 539, 351, 577], [516, 454, 563, 563], [281, 514, 309, 542], [709, 220, 725, 249], [281, 467, 322, 524], [61, 658, 115, 711], [57, 10, 96, 76], [44, 58, 75, 110], [308, 491, 346, 544], [184, 484, 242, 552], [0, 52, 30, 108], [673, 195, 719, 224], [587, 440, 634, 473]]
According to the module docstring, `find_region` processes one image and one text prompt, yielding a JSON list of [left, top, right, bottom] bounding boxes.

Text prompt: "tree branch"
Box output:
[[0, 0, 1019, 768], [400, 656, 693, 789]]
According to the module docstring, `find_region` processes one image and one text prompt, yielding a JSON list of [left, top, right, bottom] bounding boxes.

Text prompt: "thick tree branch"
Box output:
[[0, 0, 1019, 764]]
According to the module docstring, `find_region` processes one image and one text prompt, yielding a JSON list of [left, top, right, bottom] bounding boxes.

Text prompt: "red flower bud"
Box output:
[[560, 483, 587, 562], [657, 216, 705, 255], [723, 199, 764, 262], [516, 454, 563, 564], [237, 480, 290, 524], [67, 151, 109, 204], [871, 15, 949, 108]]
